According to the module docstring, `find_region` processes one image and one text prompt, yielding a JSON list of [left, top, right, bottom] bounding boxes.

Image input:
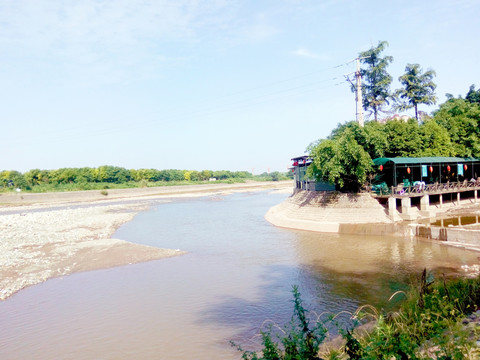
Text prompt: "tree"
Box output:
[[0, 170, 27, 189], [433, 97, 480, 157], [199, 170, 213, 181], [328, 120, 388, 159], [384, 118, 422, 157], [466, 84, 480, 104], [308, 128, 372, 192], [358, 41, 394, 121], [362, 120, 389, 158], [395, 63, 437, 121], [24, 169, 42, 186], [418, 120, 453, 157]]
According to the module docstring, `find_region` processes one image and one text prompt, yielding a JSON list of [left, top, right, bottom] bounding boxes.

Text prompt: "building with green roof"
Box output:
[[372, 157, 480, 188]]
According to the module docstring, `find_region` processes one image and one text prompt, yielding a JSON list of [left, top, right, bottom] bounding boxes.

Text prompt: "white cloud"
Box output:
[[292, 47, 329, 61], [0, 0, 237, 83]]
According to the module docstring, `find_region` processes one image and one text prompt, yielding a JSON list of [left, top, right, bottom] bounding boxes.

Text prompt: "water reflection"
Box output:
[[1, 191, 479, 359]]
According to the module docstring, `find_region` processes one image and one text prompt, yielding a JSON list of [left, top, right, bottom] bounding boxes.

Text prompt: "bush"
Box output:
[[232, 286, 328, 360], [344, 270, 480, 359], [235, 272, 480, 360]]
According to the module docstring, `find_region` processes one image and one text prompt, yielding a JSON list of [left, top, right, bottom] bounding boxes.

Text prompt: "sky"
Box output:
[[1, 0, 479, 174]]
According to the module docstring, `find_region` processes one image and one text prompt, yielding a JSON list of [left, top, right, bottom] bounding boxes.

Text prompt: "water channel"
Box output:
[[1, 190, 479, 359]]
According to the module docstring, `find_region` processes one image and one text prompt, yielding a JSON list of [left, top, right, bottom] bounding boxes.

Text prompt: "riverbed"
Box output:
[[1, 190, 479, 359]]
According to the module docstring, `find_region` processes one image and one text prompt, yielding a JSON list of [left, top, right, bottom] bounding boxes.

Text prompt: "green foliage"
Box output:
[[236, 274, 480, 360], [358, 41, 394, 121], [384, 118, 422, 157], [466, 84, 480, 104], [308, 91, 480, 191], [0, 166, 258, 193], [308, 128, 373, 192], [95, 165, 132, 183], [256, 172, 291, 182], [418, 120, 453, 157], [233, 286, 328, 360], [344, 271, 480, 359], [395, 63, 437, 121], [432, 97, 480, 157], [0, 170, 28, 189]]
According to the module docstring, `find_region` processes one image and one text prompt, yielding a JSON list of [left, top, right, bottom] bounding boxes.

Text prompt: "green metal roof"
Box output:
[[373, 157, 479, 166]]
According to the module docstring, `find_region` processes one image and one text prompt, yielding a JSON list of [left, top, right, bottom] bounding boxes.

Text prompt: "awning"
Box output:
[[373, 157, 479, 166]]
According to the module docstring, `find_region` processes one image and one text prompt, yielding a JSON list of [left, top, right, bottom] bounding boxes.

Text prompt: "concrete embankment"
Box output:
[[265, 190, 406, 235], [415, 219, 480, 252], [266, 190, 480, 252]]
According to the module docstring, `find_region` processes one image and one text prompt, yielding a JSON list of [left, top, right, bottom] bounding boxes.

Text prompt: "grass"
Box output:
[[343, 270, 480, 360], [236, 271, 480, 360]]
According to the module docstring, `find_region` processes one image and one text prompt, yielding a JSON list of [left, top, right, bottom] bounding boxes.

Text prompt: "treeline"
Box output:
[[0, 166, 288, 191]]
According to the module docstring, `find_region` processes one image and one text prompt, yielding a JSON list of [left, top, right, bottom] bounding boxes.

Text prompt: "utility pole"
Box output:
[[345, 56, 368, 127], [355, 57, 364, 127]]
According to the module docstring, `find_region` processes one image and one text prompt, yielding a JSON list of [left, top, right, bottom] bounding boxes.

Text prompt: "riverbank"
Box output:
[[265, 189, 480, 254], [265, 190, 396, 234], [0, 181, 293, 300], [0, 180, 293, 207]]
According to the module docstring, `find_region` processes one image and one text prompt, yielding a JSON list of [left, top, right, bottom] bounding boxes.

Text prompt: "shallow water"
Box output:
[[1, 191, 479, 359], [431, 215, 480, 227]]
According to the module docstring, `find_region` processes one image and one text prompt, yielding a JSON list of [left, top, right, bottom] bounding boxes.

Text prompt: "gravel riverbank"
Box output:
[[0, 181, 293, 300]]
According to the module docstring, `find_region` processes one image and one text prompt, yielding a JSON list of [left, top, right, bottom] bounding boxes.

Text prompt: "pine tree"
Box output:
[[358, 41, 394, 121], [395, 63, 437, 121]]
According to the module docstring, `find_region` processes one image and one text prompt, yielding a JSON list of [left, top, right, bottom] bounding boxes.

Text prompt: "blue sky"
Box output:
[[1, 0, 479, 174]]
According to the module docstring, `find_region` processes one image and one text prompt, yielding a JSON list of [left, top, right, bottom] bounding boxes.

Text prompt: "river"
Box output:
[[0, 190, 478, 359]]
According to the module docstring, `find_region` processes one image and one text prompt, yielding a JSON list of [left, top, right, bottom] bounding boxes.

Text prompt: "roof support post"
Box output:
[[394, 164, 397, 187]]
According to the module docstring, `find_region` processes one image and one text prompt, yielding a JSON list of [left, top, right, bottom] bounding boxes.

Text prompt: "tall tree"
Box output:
[[395, 63, 437, 121], [358, 41, 394, 121], [466, 84, 480, 104]]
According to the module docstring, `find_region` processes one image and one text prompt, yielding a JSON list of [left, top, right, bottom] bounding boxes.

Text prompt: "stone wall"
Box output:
[[265, 190, 394, 233]]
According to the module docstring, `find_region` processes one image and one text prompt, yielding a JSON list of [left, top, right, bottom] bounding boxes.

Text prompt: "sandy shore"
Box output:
[[0, 181, 293, 300]]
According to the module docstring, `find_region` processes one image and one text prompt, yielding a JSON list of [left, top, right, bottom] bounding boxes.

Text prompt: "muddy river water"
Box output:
[[1, 190, 479, 359]]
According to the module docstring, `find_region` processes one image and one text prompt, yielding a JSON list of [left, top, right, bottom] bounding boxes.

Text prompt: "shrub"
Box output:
[[235, 272, 480, 360], [232, 286, 328, 360]]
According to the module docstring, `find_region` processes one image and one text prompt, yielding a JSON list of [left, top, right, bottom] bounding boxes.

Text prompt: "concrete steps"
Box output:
[[267, 191, 392, 227]]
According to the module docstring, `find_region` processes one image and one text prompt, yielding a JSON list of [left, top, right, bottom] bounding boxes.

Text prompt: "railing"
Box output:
[[370, 180, 480, 197]]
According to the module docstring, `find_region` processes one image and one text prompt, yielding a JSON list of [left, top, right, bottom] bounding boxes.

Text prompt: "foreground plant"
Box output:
[[236, 271, 480, 360], [343, 270, 480, 359], [232, 286, 329, 360]]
